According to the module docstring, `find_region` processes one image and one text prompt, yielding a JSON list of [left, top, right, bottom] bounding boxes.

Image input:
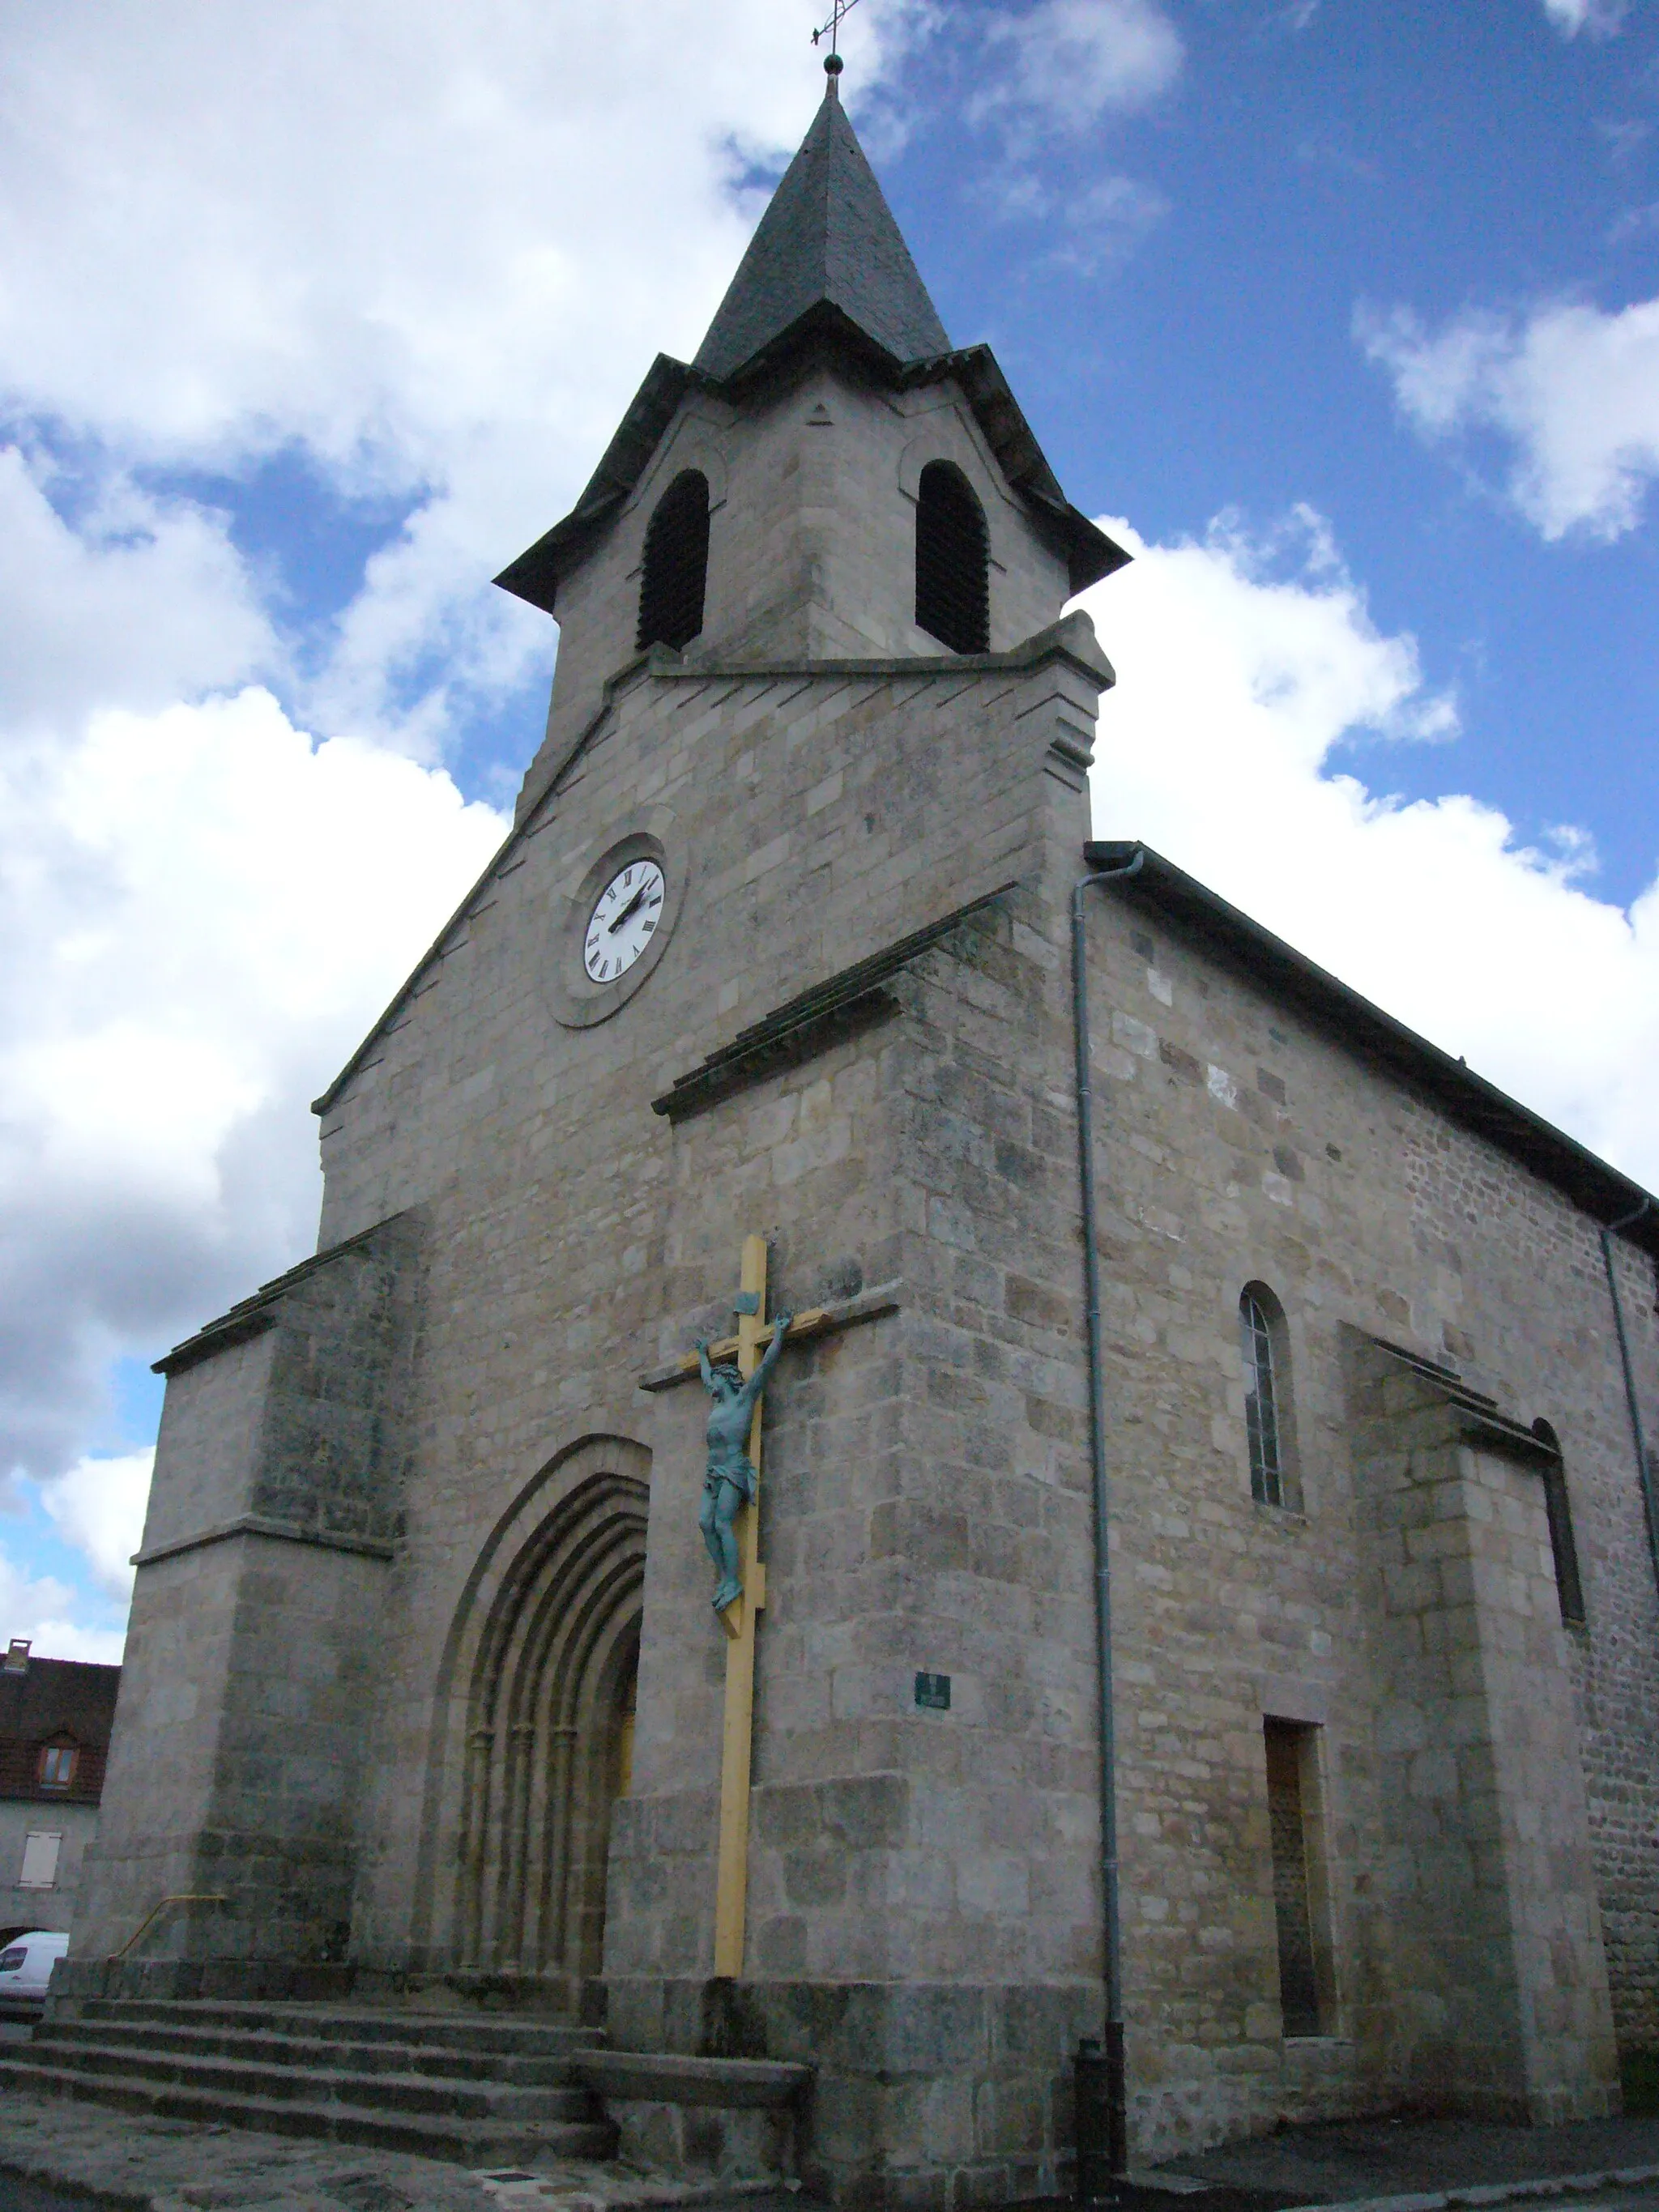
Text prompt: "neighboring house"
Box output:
[[0, 1639, 120, 1943]]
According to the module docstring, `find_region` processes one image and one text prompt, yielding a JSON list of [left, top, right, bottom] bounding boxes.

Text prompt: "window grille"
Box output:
[[637, 471, 710, 651], [915, 462, 989, 654], [1240, 1288, 1286, 1507]]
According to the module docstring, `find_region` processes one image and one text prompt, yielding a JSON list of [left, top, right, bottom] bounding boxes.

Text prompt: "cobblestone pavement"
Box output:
[[11, 2096, 1659, 2212], [0, 2095, 796, 2212], [1171, 2117, 1659, 2205]]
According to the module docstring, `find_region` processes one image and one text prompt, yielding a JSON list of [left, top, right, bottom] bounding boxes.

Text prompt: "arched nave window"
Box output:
[[1240, 1284, 1297, 1510], [1533, 1419, 1586, 1627]]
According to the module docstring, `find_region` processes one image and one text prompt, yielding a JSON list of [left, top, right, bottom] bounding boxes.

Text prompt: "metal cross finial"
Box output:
[[810, 0, 863, 62]]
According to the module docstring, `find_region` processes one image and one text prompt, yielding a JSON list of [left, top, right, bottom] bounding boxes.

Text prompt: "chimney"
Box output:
[[4, 1639, 31, 1674]]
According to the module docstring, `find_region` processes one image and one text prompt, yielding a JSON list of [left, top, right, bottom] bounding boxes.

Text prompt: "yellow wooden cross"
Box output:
[[662, 1242, 888, 1975]]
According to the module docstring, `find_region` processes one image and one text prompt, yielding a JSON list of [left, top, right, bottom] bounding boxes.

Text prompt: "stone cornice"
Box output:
[[650, 884, 1014, 1124], [154, 1213, 416, 1377], [133, 1515, 397, 1571]]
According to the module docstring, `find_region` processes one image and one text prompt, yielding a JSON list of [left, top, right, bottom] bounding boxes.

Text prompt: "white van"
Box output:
[[0, 1930, 68, 2001]]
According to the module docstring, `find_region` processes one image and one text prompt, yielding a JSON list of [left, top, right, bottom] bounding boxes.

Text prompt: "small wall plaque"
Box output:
[[914, 1671, 951, 1711]]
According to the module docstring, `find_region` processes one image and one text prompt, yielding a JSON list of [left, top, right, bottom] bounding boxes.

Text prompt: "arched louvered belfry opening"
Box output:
[[637, 470, 710, 650], [915, 461, 989, 654], [450, 1463, 649, 1997]]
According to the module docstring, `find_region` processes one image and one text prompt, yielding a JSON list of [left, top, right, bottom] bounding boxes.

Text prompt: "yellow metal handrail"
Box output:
[[111, 1893, 228, 1959]]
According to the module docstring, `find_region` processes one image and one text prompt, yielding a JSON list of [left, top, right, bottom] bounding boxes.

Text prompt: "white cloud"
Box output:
[[1359, 294, 1659, 540], [973, 0, 1183, 135], [1542, 0, 1627, 36], [1058, 177, 1171, 268], [0, 0, 940, 1657], [1598, 117, 1652, 166], [0, 1549, 126, 1666], [973, 170, 1170, 274], [1609, 199, 1659, 243], [0, 0, 1652, 1666], [0, 688, 505, 1484], [0, 446, 276, 739], [1078, 509, 1659, 1191], [38, 1451, 153, 1600], [0, 0, 922, 751]]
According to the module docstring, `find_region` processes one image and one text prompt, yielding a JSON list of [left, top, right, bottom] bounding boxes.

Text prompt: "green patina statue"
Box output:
[[697, 1312, 791, 1613]]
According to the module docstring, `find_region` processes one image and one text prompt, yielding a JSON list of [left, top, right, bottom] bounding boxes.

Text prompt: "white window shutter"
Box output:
[[19, 1832, 62, 1888]]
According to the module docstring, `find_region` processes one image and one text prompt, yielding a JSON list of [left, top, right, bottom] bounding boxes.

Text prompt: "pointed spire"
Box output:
[[693, 72, 950, 385]]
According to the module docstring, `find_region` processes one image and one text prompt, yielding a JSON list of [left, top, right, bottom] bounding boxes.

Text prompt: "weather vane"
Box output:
[[810, 0, 863, 62]]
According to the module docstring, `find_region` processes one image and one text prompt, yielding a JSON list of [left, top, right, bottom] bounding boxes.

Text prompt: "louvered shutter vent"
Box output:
[[637, 471, 710, 651], [915, 462, 989, 654]]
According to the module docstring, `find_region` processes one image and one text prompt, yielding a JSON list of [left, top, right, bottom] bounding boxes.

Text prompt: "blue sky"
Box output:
[[2, 0, 1657, 1658], [879, 0, 1659, 901]]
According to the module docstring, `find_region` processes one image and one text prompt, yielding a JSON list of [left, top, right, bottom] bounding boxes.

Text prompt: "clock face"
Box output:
[[583, 860, 666, 984]]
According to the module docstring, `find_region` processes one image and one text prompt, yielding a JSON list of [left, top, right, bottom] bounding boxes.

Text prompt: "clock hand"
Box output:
[[608, 884, 649, 933]]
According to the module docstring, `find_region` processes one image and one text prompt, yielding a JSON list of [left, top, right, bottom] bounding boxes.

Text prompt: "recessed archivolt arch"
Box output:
[[409, 1434, 650, 1986]]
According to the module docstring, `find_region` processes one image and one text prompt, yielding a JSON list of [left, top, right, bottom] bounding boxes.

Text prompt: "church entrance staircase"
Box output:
[[0, 1998, 617, 2167]]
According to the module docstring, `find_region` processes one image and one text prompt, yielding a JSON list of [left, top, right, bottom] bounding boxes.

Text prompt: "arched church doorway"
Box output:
[[450, 1460, 649, 2001]]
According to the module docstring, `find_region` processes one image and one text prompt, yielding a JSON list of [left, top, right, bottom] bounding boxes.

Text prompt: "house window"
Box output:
[[1533, 1421, 1586, 1626], [1240, 1285, 1295, 1508], [1264, 1720, 1327, 2036], [636, 471, 710, 651], [915, 462, 989, 654], [37, 1745, 76, 1790], [18, 1833, 62, 1890]]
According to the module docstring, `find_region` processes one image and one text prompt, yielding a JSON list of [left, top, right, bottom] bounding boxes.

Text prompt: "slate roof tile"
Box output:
[[693, 82, 950, 381]]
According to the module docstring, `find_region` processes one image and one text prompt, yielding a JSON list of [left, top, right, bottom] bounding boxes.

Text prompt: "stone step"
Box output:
[[45, 2015, 584, 2086], [0, 2049, 617, 2167], [72, 1996, 601, 2060], [579, 2051, 812, 2109], [23, 2034, 591, 2122]]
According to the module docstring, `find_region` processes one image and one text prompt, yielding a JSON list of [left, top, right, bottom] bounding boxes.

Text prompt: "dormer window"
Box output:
[[637, 471, 710, 651], [37, 1744, 76, 1790], [915, 462, 989, 654]]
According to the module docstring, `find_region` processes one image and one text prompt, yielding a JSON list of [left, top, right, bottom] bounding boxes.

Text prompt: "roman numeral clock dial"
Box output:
[[582, 862, 666, 984]]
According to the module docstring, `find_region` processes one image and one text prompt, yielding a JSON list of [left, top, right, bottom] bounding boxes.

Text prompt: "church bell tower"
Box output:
[[495, 59, 1128, 825]]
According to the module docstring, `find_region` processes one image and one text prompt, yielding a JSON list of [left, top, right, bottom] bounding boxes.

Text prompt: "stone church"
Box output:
[[52, 62, 1659, 2203]]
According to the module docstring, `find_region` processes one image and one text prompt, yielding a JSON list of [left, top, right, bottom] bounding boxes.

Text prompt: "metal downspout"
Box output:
[[1599, 1196, 1659, 1607], [1072, 846, 1143, 2194]]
